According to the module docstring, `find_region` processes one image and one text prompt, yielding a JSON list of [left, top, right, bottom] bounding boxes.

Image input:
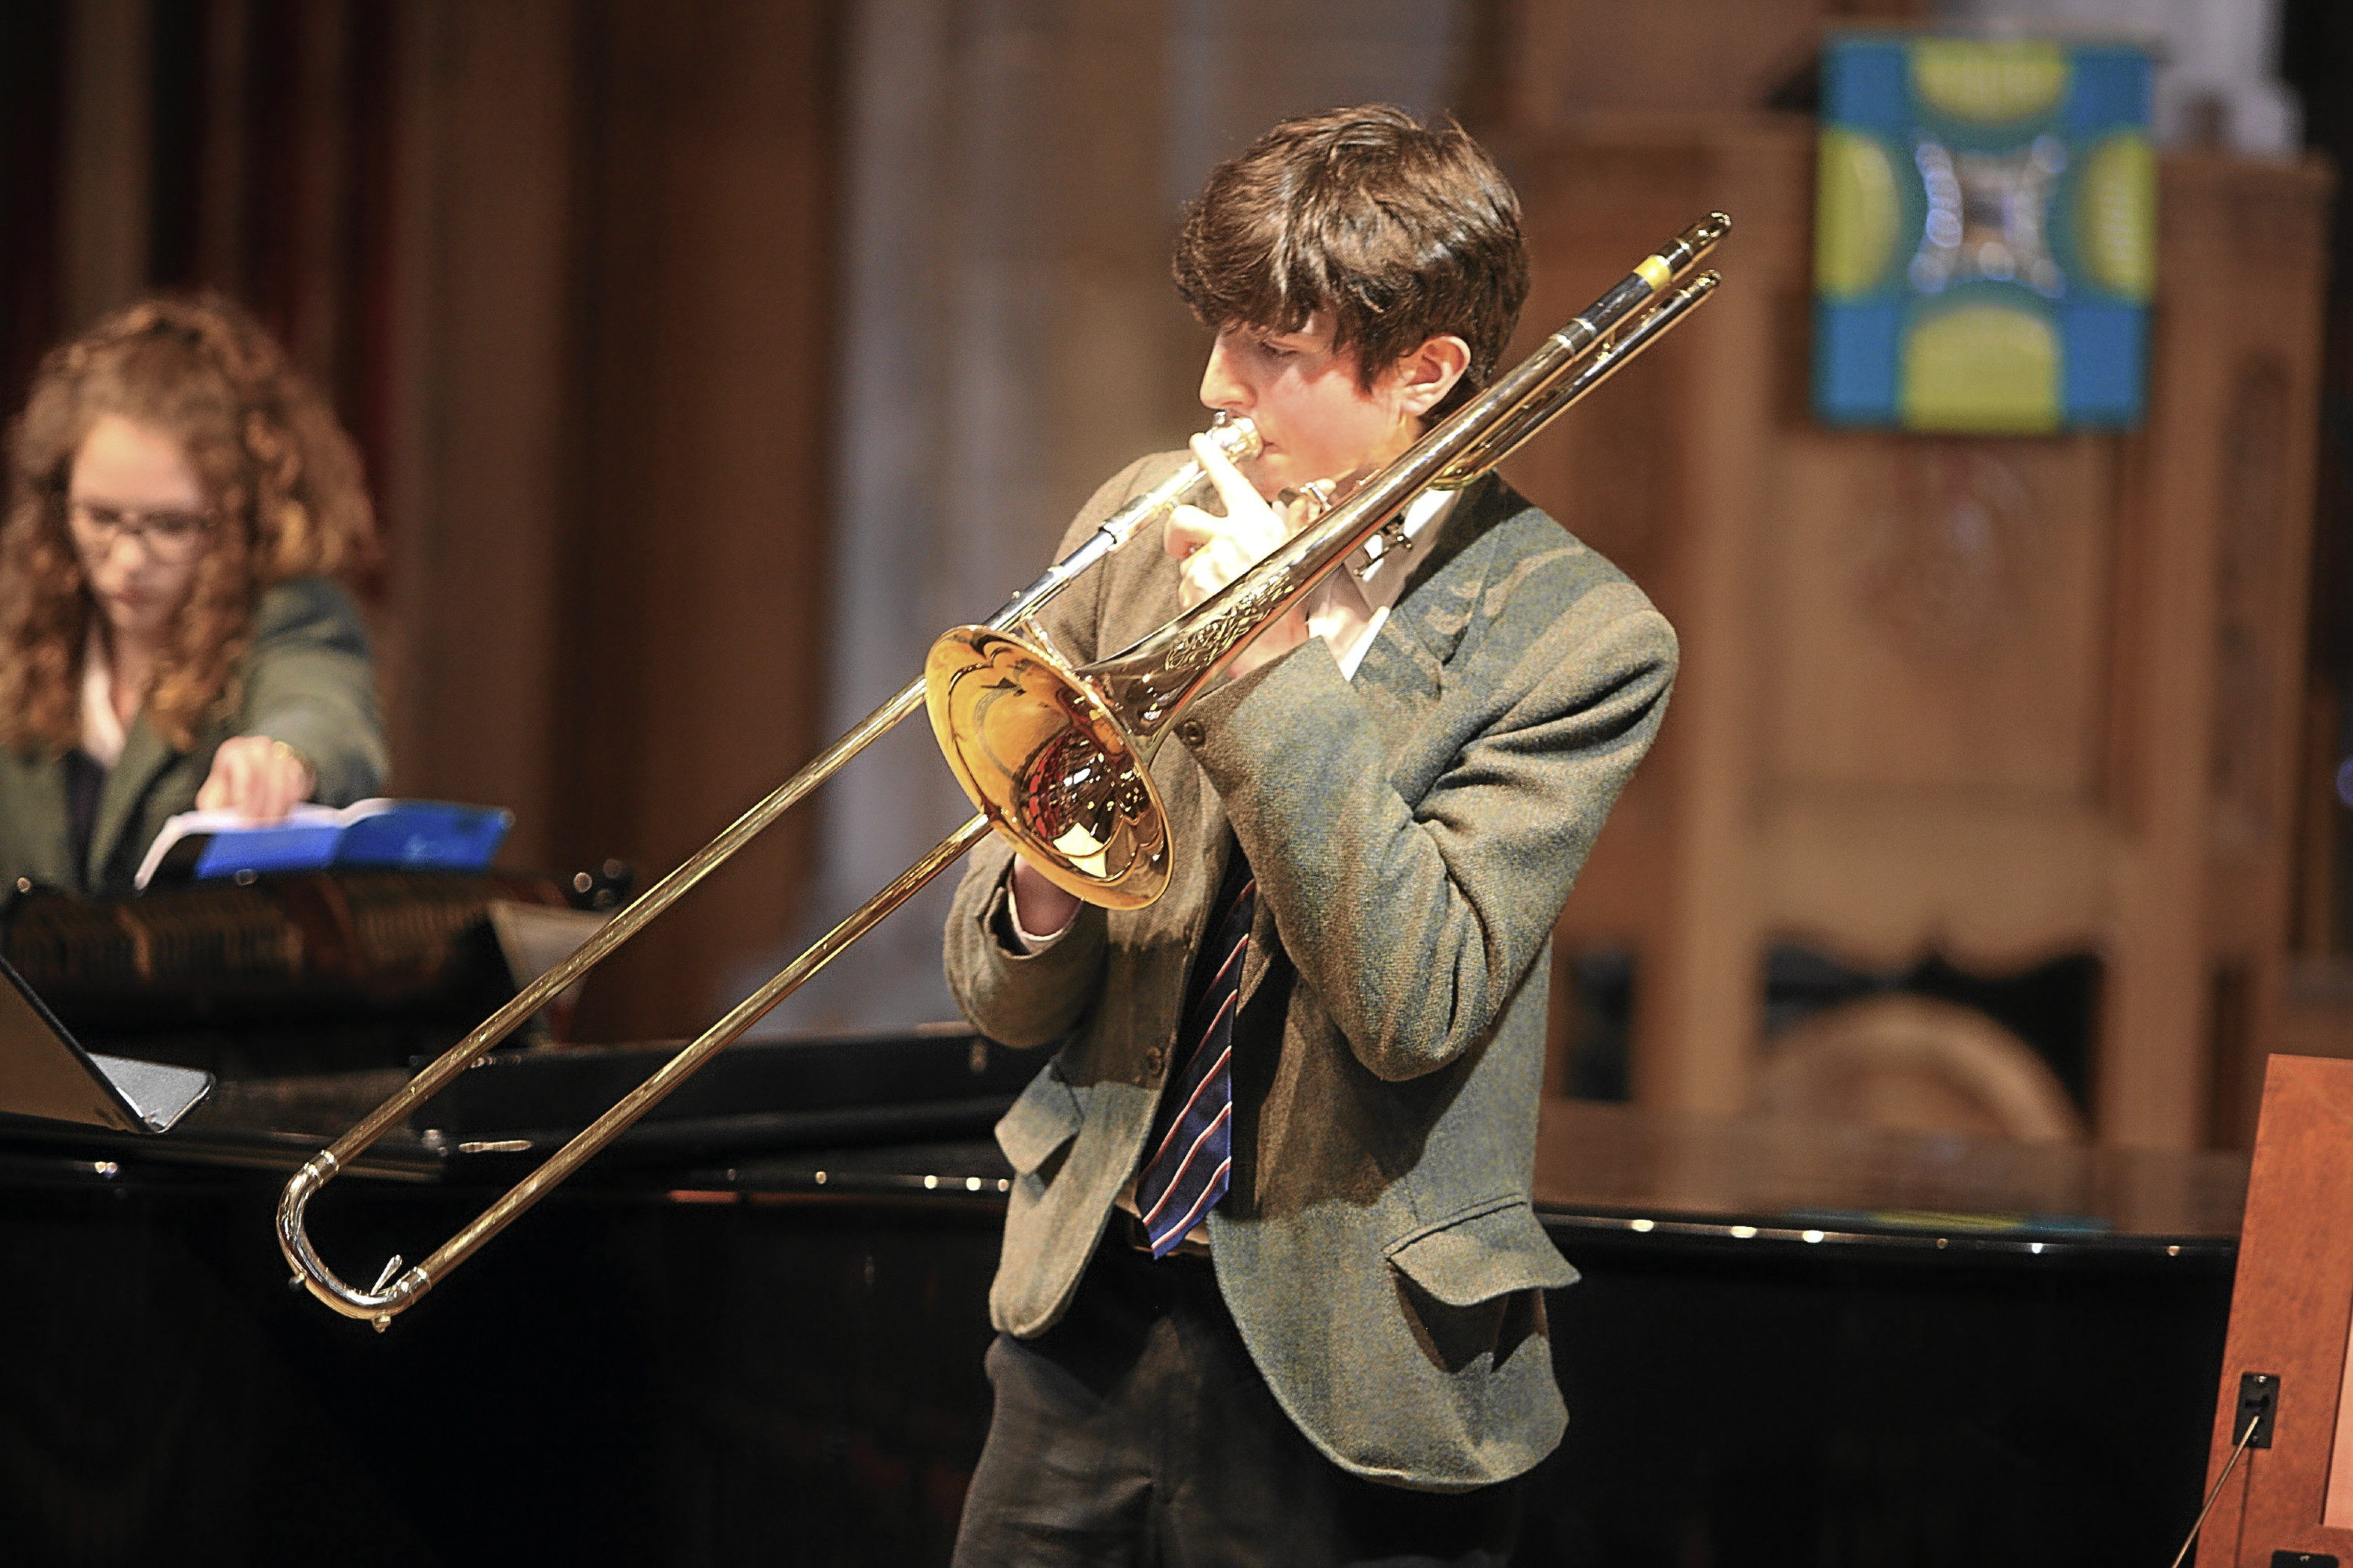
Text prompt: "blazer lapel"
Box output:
[[1345, 475, 1511, 760], [87, 715, 178, 885], [1232, 482, 1509, 1002]]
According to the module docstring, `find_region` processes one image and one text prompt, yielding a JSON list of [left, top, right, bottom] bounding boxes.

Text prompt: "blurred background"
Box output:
[[1, 0, 2343, 1153]]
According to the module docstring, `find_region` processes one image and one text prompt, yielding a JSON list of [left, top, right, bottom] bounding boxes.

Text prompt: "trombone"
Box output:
[[278, 212, 1730, 1327]]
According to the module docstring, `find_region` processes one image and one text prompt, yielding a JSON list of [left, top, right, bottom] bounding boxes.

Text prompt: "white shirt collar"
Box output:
[[1314, 486, 1457, 681], [1348, 485, 1455, 617], [80, 624, 125, 769]]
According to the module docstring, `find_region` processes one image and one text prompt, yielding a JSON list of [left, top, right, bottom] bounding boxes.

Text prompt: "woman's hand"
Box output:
[[1164, 431, 1322, 678], [196, 735, 315, 821]]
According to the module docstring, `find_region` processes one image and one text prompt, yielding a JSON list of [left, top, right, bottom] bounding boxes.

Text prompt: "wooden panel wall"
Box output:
[[387, 0, 841, 1042], [547, 0, 841, 1041]]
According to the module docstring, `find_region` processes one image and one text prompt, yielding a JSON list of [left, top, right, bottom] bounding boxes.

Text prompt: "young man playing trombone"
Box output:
[[944, 104, 1678, 1565]]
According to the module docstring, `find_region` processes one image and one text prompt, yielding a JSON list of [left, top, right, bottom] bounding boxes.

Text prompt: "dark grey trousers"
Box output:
[[951, 1230, 1522, 1568]]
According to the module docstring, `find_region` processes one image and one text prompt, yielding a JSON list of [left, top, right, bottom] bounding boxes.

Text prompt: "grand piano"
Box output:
[[0, 1049, 2242, 1563], [0, 876, 2245, 1564]]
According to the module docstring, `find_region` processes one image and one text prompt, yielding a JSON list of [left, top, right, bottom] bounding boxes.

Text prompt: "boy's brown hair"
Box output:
[[1172, 104, 1529, 417]]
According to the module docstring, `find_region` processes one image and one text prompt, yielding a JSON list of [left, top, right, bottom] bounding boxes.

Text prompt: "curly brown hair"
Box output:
[[0, 294, 376, 756], [1172, 105, 1529, 420]]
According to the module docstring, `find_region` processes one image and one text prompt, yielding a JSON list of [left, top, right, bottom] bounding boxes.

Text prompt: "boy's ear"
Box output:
[[1392, 334, 1473, 420]]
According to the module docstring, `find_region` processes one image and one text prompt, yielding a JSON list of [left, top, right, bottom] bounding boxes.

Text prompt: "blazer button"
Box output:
[[1177, 719, 1206, 747], [1143, 1046, 1166, 1077]]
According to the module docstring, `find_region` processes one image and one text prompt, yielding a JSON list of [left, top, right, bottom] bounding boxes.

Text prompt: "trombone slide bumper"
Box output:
[[278, 1150, 431, 1328]]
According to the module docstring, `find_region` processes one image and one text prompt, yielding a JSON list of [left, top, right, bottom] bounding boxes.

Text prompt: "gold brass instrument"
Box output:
[[278, 213, 1729, 1327]]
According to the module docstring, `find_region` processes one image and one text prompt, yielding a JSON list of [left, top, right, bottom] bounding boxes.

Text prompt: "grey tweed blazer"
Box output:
[[943, 452, 1677, 1492]]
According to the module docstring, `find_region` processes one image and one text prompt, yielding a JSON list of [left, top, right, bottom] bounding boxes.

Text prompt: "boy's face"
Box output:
[[1198, 311, 1425, 501]]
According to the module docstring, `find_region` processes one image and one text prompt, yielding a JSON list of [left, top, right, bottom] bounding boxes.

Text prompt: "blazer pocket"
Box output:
[[1384, 1197, 1576, 1376], [1384, 1196, 1577, 1306], [995, 1064, 1082, 1178]]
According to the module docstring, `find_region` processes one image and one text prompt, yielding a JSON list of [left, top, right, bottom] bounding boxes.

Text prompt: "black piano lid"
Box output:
[[0, 1026, 2251, 1267], [0, 1022, 1035, 1180], [1532, 1098, 2248, 1262]]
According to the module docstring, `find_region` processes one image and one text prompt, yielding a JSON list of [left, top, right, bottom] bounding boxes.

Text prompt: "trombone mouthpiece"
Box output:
[[1084, 413, 1264, 555], [1207, 412, 1260, 464]]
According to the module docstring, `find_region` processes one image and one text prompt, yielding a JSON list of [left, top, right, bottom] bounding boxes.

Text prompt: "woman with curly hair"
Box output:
[[0, 295, 387, 894]]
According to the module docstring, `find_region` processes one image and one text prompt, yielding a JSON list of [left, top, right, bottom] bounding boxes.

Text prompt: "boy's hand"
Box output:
[[1165, 431, 1319, 678], [1006, 857, 1082, 946]]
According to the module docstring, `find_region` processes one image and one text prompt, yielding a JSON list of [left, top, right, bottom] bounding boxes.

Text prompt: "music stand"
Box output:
[[0, 951, 211, 1134], [2190, 1053, 2353, 1566]]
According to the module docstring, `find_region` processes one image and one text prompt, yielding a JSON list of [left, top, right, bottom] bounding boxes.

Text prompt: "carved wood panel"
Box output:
[[2212, 355, 2296, 860], [1765, 431, 2115, 802]]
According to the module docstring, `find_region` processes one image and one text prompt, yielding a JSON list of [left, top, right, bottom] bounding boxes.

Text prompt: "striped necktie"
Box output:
[[1134, 849, 1255, 1257]]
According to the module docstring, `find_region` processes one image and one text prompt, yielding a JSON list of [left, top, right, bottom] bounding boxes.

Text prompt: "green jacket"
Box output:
[[943, 455, 1677, 1492], [0, 577, 387, 894]]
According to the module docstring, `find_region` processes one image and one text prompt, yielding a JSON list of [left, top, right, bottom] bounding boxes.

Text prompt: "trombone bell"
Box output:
[[926, 625, 1170, 909]]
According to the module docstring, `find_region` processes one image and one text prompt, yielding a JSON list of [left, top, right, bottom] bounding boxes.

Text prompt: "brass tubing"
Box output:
[[281, 683, 926, 1195], [290, 406, 1264, 1175], [279, 420, 1260, 1323], [293, 813, 995, 1329], [276, 681, 929, 1319], [1431, 270, 1721, 488]]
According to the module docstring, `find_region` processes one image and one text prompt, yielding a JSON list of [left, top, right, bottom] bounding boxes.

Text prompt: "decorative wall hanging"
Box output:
[[1813, 35, 2155, 433]]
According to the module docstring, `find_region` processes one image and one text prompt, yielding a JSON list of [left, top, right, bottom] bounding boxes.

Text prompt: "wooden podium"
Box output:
[[2194, 1054, 2353, 1564]]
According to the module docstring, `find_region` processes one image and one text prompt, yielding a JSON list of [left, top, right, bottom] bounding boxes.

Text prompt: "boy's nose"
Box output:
[[1198, 340, 1249, 413]]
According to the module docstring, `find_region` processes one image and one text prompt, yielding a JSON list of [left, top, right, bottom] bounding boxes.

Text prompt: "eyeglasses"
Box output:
[[64, 499, 218, 562]]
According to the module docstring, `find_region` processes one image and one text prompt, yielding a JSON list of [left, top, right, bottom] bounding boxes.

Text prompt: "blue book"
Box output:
[[133, 799, 512, 889]]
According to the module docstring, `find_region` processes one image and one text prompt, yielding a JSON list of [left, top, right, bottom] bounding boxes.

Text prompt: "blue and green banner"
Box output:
[[1813, 35, 2155, 433]]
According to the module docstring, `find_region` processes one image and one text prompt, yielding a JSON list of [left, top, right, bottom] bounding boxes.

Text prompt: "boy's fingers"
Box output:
[[1189, 432, 1283, 544], [1166, 504, 1218, 559], [1188, 431, 1257, 515]]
